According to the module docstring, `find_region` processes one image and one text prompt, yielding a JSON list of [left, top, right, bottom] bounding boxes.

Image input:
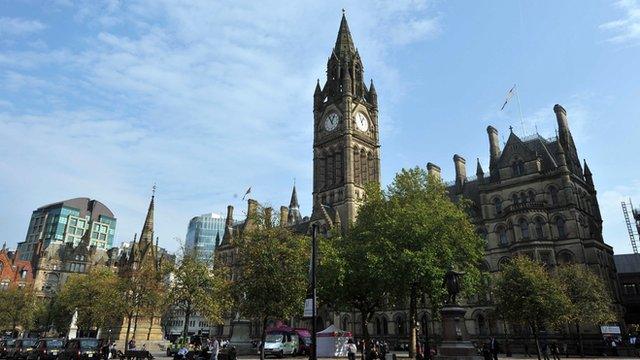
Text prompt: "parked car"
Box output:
[[0, 339, 16, 359], [6, 339, 37, 360], [26, 339, 64, 360], [57, 338, 101, 360]]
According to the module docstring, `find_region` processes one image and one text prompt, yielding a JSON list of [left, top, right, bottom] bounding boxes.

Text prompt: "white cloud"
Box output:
[[0, 17, 46, 36], [0, 0, 442, 251], [600, 0, 640, 45]]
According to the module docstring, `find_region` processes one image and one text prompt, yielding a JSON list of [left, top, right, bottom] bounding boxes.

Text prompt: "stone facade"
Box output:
[[212, 12, 621, 351]]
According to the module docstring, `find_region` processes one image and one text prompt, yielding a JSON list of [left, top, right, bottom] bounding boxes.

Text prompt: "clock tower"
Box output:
[[312, 12, 380, 230]]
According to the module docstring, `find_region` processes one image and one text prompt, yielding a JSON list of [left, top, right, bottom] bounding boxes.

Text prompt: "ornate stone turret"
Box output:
[[584, 160, 594, 187], [221, 205, 234, 246], [487, 126, 500, 167]]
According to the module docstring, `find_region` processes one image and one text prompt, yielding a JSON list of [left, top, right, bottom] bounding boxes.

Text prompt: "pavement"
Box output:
[[147, 353, 640, 360]]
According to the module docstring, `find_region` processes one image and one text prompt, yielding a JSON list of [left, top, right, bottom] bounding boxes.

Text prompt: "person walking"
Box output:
[[551, 342, 560, 360], [210, 338, 220, 360], [488, 337, 500, 360], [347, 339, 358, 360]]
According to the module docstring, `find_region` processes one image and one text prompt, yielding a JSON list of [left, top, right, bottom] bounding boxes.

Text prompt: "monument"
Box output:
[[436, 267, 481, 360], [228, 316, 254, 355]]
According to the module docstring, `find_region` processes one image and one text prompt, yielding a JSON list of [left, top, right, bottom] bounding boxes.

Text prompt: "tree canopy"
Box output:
[[230, 214, 309, 360]]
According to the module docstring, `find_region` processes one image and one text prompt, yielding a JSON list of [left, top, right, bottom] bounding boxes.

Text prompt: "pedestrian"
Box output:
[[551, 342, 559, 360], [210, 337, 219, 360], [611, 337, 618, 357], [523, 343, 530, 357], [541, 342, 550, 360], [561, 342, 567, 358], [347, 339, 358, 360], [129, 338, 136, 350], [488, 337, 499, 360], [482, 343, 491, 360]]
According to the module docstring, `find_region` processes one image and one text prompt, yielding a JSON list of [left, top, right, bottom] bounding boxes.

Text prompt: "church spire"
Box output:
[[334, 10, 355, 57], [288, 184, 302, 225], [139, 189, 155, 246]]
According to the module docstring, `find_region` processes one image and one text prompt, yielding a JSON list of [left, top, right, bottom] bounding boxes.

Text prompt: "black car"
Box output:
[[6, 339, 37, 360], [57, 339, 101, 360], [26, 339, 64, 360], [0, 339, 16, 359]]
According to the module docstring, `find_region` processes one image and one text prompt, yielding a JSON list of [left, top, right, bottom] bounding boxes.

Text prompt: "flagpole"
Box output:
[[514, 86, 525, 135]]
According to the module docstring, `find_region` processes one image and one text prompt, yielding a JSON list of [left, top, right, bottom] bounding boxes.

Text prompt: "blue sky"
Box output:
[[0, 0, 639, 253]]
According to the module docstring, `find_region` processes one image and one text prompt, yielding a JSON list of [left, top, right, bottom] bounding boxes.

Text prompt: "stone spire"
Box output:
[[476, 158, 484, 178], [214, 232, 221, 248], [139, 192, 155, 246], [288, 184, 303, 225], [334, 11, 355, 57]]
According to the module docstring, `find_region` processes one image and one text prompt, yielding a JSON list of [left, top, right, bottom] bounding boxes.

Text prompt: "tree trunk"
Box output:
[[182, 304, 192, 344], [146, 314, 153, 341], [409, 284, 418, 359], [575, 323, 583, 357], [531, 323, 542, 360], [360, 311, 371, 360], [260, 317, 268, 360], [125, 313, 133, 351]]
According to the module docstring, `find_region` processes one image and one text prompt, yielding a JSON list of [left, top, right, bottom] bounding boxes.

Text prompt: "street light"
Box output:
[[310, 223, 318, 360]]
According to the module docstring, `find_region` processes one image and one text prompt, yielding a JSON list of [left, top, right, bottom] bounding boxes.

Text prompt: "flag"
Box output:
[[500, 84, 517, 111], [241, 187, 251, 200]]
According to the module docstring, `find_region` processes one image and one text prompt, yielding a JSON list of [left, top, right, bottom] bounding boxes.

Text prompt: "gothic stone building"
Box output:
[[213, 13, 621, 348]]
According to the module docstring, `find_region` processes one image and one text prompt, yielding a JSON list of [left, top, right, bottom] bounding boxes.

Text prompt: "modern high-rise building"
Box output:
[[17, 197, 117, 262], [185, 213, 225, 262]]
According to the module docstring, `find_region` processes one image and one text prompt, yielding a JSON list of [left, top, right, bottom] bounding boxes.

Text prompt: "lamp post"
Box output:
[[310, 223, 318, 360]]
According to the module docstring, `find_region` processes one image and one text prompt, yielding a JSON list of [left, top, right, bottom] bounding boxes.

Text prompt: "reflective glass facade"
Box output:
[[185, 213, 225, 263]]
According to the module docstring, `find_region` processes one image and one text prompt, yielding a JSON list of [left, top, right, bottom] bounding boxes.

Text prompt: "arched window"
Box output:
[[549, 186, 559, 205], [493, 198, 502, 215], [535, 218, 545, 239], [555, 217, 567, 239], [528, 191, 536, 203], [497, 226, 508, 246], [375, 318, 382, 335], [519, 219, 530, 240], [382, 317, 389, 335], [557, 251, 574, 265], [395, 315, 406, 336]]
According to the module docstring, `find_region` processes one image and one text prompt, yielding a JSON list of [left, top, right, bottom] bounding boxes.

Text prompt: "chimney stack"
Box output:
[[264, 207, 273, 228], [454, 154, 467, 188], [427, 163, 441, 180], [280, 206, 289, 227], [487, 126, 500, 164]]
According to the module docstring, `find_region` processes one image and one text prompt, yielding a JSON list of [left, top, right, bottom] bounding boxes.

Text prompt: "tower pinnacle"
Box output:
[[334, 11, 355, 57]]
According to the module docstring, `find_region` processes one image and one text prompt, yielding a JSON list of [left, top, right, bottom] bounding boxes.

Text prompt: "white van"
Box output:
[[263, 331, 299, 358]]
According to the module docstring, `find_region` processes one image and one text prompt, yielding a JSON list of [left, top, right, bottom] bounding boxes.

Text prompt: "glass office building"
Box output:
[[185, 213, 225, 263], [17, 198, 117, 261]]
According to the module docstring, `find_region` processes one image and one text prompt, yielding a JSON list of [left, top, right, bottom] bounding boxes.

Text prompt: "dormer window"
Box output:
[[493, 198, 502, 215], [512, 160, 525, 176]]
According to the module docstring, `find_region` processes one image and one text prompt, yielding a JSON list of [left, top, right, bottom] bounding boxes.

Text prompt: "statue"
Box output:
[[443, 266, 465, 305]]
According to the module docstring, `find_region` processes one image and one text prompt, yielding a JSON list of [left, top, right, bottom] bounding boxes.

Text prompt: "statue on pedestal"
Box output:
[[443, 266, 465, 305]]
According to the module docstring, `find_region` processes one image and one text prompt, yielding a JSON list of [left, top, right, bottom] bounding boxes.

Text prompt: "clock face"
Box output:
[[355, 112, 369, 132], [324, 112, 339, 131]]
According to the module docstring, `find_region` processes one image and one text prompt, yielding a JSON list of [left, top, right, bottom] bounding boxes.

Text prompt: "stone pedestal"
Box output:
[[436, 306, 481, 360], [228, 320, 255, 355]]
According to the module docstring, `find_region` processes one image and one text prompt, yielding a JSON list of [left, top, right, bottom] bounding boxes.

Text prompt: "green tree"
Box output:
[[0, 287, 38, 333], [556, 264, 616, 356], [317, 187, 395, 357], [495, 256, 570, 360], [167, 250, 231, 343], [230, 214, 309, 360], [57, 267, 124, 335], [346, 168, 484, 357]]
